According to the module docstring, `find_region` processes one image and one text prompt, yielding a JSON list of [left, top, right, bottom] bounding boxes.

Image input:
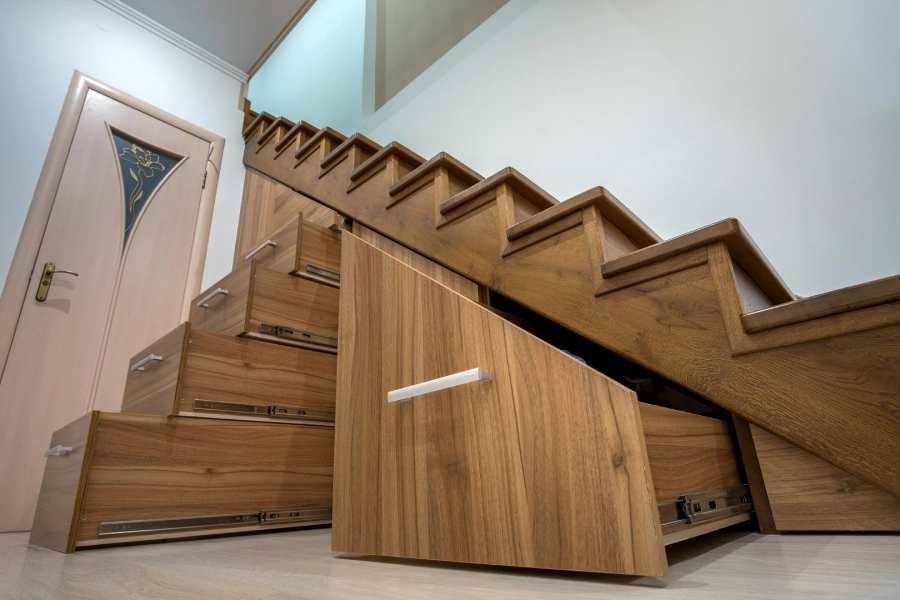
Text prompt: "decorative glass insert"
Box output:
[[112, 132, 180, 248]]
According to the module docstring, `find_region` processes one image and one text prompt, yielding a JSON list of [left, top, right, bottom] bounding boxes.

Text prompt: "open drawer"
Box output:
[[240, 211, 341, 287], [188, 258, 339, 353], [30, 412, 334, 553], [333, 235, 751, 577], [121, 322, 336, 425]]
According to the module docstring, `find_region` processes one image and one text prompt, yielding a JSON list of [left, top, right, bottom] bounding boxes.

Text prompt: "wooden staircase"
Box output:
[[241, 111, 900, 500]]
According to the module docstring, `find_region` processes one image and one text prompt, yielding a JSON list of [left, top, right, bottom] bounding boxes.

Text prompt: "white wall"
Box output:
[[0, 0, 246, 292], [248, 0, 900, 297], [249, 0, 368, 135]]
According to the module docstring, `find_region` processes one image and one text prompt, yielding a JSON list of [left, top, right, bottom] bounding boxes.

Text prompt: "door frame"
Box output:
[[0, 71, 225, 378]]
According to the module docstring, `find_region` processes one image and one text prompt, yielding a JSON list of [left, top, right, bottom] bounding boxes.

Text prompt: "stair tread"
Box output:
[[440, 167, 558, 215], [294, 126, 347, 162], [241, 111, 276, 139], [321, 133, 382, 172], [390, 152, 483, 197], [274, 120, 319, 153], [350, 142, 426, 182], [508, 187, 661, 247], [742, 274, 900, 332]]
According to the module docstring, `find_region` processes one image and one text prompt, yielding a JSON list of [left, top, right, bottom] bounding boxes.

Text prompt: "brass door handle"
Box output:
[[36, 262, 79, 302]]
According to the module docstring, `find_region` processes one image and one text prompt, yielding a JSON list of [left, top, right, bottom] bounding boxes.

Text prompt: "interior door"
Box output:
[[333, 234, 668, 576], [0, 88, 211, 531]]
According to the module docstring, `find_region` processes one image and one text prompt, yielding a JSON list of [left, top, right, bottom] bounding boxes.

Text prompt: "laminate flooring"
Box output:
[[1, 527, 897, 599]]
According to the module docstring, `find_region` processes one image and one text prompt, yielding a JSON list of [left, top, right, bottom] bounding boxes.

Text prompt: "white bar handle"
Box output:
[[197, 287, 228, 308], [245, 239, 277, 260], [44, 445, 73, 457], [388, 368, 493, 403], [130, 354, 163, 372]]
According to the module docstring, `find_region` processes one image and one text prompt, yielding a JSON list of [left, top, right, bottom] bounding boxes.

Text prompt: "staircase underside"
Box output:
[[242, 112, 900, 500]]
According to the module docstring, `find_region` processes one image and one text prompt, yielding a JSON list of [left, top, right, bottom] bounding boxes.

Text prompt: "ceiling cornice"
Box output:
[[93, 0, 249, 83]]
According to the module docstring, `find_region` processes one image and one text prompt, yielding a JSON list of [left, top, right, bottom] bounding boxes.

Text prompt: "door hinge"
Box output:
[[202, 170, 208, 188]]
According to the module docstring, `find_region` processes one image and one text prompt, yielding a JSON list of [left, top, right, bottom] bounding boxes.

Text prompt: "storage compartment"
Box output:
[[30, 412, 334, 552], [240, 211, 341, 287], [188, 258, 339, 352], [121, 322, 336, 425], [334, 235, 753, 576]]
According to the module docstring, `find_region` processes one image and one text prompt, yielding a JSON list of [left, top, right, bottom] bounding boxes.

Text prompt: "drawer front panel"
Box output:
[[296, 218, 341, 285], [76, 413, 334, 544], [248, 264, 340, 349], [180, 330, 337, 420], [243, 212, 342, 287], [240, 212, 301, 275], [121, 323, 190, 415], [188, 259, 253, 337], [29, 412, 100, 553], [640, 404, 743, 503], [333, 235, 666, 576]]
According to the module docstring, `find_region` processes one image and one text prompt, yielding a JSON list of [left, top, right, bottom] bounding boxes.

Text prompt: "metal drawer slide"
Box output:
[[658, 486, 752, 527], [98, 505, 332, 536]]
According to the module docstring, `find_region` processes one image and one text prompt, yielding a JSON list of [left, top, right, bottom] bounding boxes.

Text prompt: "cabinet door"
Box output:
[[334, 234, 666, 576]]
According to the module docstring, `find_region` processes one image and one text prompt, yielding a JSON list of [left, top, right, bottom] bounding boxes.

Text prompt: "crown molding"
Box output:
[[93, 0, 249, 83]]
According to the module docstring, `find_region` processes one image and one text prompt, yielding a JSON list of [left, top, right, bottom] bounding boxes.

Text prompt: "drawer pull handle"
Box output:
[[44, 445, 73, 457], [130, 354, 163, 372], [245, 239, 277, 260], [196, 287, 229, 308], [388, 368, 493, 403]]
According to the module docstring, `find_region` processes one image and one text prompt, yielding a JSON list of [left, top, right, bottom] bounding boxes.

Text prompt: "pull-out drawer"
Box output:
[[189, 258, 339, 353], [121, 322, 336, 425], [241, 211, 341, 287], [30, 412, 334, 553], [30, 411, 334, 552], [334, 236, 752, 577]]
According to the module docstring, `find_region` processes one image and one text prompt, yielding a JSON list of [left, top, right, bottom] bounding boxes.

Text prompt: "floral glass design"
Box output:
[[112, 133, 180, 248]]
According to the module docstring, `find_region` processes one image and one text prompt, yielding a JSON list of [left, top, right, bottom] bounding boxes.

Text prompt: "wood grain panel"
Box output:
[[234, 168, 337, 268], [248, 263, 340, 342], [188, 258, 253, 337], [333, 235, 666, 576], [29, 412, 99, 553], [640, 404, 743, 503], [242, 124, 900, 501], [750, 424, 900, 531], [121, 322, 190, 415], [179, 329, 336, 415], [76, 413, 334, 544], [353, 223, 480, 302], [732, 415, 780, 534], [241, 211, 342, 288]]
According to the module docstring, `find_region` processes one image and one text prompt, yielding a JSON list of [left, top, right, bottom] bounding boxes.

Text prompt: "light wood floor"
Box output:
[[1, 527, 898, 599]]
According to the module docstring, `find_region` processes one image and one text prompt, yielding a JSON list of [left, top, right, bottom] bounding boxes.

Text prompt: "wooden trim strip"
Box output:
[[742, 274, 900, 333], [294, 127, 347, 165], [247, 0, 319, 78], [507, 186, 662, 246], [602, 219, 795, 304], [439, 167, 557, 215], [389, 152, 482, 198]]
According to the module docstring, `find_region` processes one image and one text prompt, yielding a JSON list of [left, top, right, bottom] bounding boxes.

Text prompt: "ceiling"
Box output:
[[118, 0, 307, 73]]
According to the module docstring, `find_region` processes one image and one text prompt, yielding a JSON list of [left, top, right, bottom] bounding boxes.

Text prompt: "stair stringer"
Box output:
[[242, 119, 900, 501]]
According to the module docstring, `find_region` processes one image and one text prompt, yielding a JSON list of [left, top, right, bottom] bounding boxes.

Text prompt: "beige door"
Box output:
[[0, 87, 214, 531]]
